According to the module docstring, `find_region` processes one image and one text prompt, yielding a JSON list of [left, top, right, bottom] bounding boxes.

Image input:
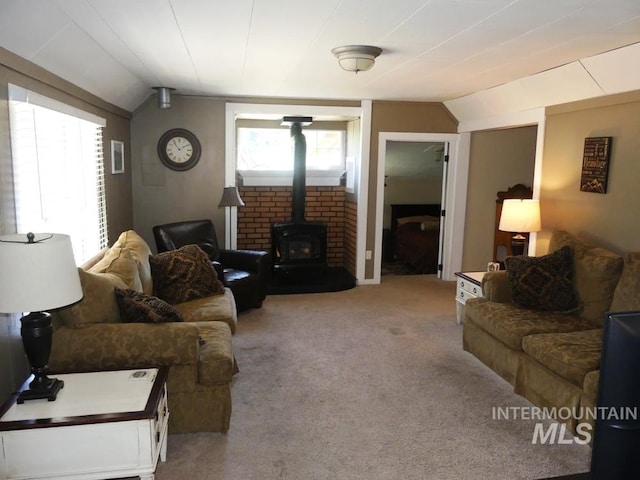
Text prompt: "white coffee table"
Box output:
[[0, 367, 169, 480]]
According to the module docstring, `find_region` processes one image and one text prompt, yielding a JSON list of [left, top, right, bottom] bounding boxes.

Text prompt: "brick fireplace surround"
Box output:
[[237, 185, 357, 275]]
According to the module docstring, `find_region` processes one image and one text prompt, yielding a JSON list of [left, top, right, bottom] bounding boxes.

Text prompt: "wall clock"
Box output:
[[157, 128, 202, 171]]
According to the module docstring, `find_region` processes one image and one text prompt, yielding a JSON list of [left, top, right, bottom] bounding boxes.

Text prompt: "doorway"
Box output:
[[381, 141, 446, 276], [374, 132, 461, 283]]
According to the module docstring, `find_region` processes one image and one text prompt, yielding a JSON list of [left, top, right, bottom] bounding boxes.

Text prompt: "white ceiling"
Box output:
[[1, 0, 640, 120]]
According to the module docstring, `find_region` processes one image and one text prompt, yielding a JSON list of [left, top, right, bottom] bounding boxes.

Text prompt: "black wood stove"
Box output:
[[271, 116, 328, 277]]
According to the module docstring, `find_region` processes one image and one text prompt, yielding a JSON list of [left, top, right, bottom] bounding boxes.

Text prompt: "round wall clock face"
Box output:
[[157, 128, 202, 171]]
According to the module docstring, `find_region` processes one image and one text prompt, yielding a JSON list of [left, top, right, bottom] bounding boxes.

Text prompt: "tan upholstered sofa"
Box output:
[[463, 230, 640, 432], [49, 230, 238, 434]]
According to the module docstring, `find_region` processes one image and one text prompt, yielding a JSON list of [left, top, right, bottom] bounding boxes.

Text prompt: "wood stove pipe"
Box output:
[[282, 116, 313, 223]]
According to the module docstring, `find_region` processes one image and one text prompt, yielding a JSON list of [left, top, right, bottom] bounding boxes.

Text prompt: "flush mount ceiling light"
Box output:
[[152, 86, 175, 109], [331, 45, 382, 73]]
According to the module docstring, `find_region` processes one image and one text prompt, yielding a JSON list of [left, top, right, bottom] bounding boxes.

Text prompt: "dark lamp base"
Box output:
[[18, 310, 63, 403], [510, 233, 527, 256], [17, 377, 64, 404]]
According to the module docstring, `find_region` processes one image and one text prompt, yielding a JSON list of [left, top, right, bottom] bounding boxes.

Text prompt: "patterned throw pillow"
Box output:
[[149, 244, 225, 305], [505, 245, 581, 312], [115, 288, 183, 323]]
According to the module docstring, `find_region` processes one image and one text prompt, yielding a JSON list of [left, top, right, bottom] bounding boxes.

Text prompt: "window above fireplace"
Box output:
[[229, 105, 362, 191], [237, 125, 346, 186], [238, 169, 345, 187], [238, 127, 345, 172]]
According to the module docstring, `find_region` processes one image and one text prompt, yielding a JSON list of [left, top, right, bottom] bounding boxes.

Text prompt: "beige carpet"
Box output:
[[155, 275, 590, 480]]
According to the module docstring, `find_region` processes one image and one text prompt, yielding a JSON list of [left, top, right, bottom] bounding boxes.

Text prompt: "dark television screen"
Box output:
[[591, 310, 640, 479]]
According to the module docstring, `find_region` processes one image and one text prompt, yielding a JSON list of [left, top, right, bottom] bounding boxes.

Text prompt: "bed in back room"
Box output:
[[389, 204, 441, 274]]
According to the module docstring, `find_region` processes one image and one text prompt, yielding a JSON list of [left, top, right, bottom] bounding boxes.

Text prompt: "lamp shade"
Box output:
[[499, 199, 541, 233], [0, 233, 82, 313], [218, 186, 245, 207]]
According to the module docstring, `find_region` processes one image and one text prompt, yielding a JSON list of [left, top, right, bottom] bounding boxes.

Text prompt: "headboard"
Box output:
[[390, 204, 441, 231]]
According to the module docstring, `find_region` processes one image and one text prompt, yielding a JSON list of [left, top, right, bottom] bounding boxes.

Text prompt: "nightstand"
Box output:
[[455, 271, 485, 324]]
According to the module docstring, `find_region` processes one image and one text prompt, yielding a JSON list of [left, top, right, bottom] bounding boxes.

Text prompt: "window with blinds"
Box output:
[[7, 84, 108, 264]]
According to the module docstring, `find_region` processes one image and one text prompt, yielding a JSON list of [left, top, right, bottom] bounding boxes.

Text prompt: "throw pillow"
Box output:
[[505, 245, 581, 312], [113, 230, 155, 295], [149, 244, 225, 305], [106, 252, 144, 292], [548, 229, 590, 256], [548, 230, 623, 324], [89, 245, 143, 292], [58, 269, 127, 328], [115, 288, 183, 323]]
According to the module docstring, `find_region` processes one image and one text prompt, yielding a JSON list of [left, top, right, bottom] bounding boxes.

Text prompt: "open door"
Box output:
[[375, 133, 460, 282], [436, 142, 450, 279]]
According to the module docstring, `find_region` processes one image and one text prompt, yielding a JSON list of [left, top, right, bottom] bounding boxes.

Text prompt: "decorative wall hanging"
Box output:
[[111, 140, 125, 174], [580, 136, 612, 194]]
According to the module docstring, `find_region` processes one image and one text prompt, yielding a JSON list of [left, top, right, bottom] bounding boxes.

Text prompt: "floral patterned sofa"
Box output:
[[49, 230, 238, 434], [463, 230, 640, 432]]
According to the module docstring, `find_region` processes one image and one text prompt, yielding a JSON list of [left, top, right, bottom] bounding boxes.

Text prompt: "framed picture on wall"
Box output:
[[111, 140, 125, 174], [580, 136, 612, 194]]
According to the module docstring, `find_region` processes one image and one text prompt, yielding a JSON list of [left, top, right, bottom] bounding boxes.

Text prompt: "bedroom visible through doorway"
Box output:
[[382, 141, 445, 276]]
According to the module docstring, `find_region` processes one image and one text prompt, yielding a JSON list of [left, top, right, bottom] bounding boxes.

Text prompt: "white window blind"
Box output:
[[8, 84, 108, 264]]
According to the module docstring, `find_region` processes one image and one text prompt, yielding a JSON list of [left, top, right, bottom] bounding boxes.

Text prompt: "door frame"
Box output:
[[456, 108, 546, 255], [374, 132, 465, 282]]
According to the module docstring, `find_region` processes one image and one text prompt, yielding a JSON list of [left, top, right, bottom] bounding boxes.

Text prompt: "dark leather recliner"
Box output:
[[152, 219, 271, 312]]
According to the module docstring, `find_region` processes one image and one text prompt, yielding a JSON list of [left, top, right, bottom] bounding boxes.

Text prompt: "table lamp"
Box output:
[[0, 233, 82, 403], [498, 199, 541, 256]]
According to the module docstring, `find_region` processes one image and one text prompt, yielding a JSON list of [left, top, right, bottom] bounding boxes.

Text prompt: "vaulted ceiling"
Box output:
[[2, 0, 640, 121]]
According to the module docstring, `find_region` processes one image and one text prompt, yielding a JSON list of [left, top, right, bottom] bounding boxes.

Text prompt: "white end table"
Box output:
[[454, 271, 485, 324], [0, 367, 169, 480]]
